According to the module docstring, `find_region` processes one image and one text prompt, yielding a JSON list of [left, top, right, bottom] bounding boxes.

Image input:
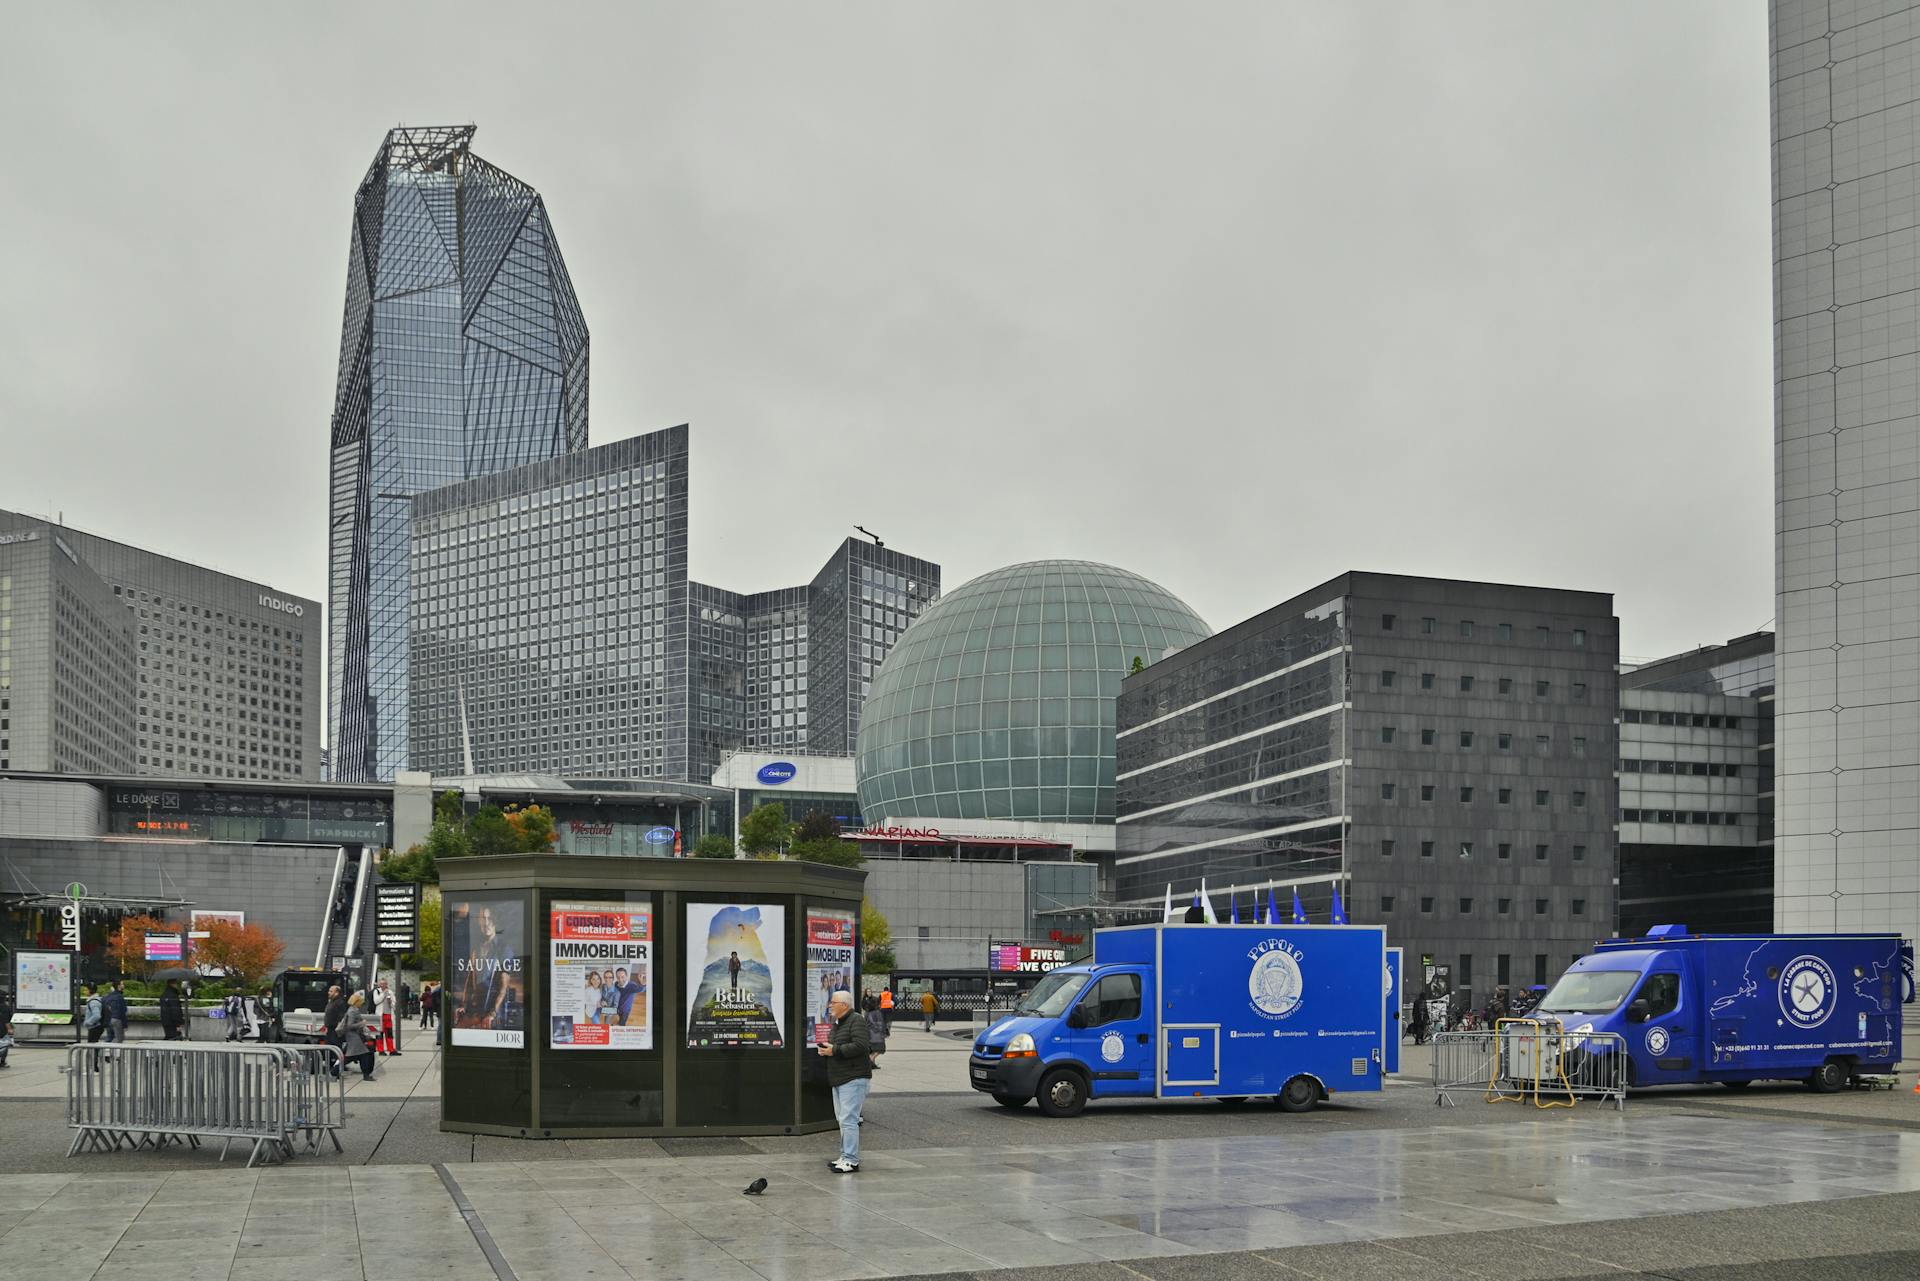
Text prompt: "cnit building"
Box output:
[[1116, 573, 1618, 1000]]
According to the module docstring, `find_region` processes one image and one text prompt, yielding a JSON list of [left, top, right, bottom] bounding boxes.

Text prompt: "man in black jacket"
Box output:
[[322, 985, 347, 1076], [159, 981, 185, 1041], [816, 990, 872, 1174]]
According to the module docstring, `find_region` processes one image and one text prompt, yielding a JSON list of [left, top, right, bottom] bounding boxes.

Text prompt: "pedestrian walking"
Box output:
[[224, 993, 246, 1041], [340, 993, 377, 1081], [419, 981, 439, 1030], [256, 987, 279, 1042], [816, 989, 872, 1174], [159, 980, 186, 1040], [104, 982, 129, 1045], [878, 987, 894, 1029], [322, 984, 347, 1077], [864, 999, 887, 1062], [373, 979, 399, 1055], [920, 988, 938, 1032], [1409, 997, 1430, 1046], [0, 985, 14, 1069], [81, 984, 105, 1071]]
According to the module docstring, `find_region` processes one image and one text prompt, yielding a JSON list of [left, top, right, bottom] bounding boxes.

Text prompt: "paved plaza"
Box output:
[[3, 1023, 1919, 1280]]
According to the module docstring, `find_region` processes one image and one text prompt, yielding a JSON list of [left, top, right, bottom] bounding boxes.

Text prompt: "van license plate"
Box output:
[[970, 1067, 990, 1081]]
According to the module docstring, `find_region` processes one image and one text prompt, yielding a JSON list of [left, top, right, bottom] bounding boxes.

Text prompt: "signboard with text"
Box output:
[[987, 941, 1068, 975], [374, 882, 422, 953]]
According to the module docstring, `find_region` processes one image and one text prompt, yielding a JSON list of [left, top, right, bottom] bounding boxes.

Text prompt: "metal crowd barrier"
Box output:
[[1432, 1019, 1627, 1111], [66, 1041, 349, 1167]]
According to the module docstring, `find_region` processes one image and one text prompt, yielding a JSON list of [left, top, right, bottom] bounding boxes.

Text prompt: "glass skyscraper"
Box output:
[[329, 125, 589, 782]]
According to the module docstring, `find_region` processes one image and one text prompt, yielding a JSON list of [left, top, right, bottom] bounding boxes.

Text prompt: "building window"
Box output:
[[1535, 898, 1548, 915], [1571, 898, 1586, 916], [1535, 789, 1550, 806], [1459, 674, 1475, 691], [1571, 791, 1586, 809], [1420, 784, 1435, 801], [1460, 620, 1474, 637], [1535, 954, 1549, 984], [1380, 896, 1395, 912], [1459, 841, 1474, 857], [1459, 731, 1474, 748], [1572, 682, 1588, 700], [1420, 672, 1435, 690], [1499, 899, 1512, 916], [1459, 897, 1473, 913], [1381, 670, 1396, 689], [1497, 732, 1512, 749], [1498, 954, 1512, 985], [1572, 844, 1586, 862], [1535, 679, 1550, 696], [1421, 728, 1435, 745], [1535, 843, 1550, 860], [1535, 734, 1550, 753], [1381, 726, 1396, 743], [1382, 613, 1396, 631], [1572, 736, 1586, 756], [1497, 842, 1511, 859], [1459, 786, 1474, 802], [1421, 896, 1434, 914], [1497, 787, 1512, 804], [1574, 628, 1587, 648], [1422, 617, 1436, 634], [1498, 623, 1513, 641], [1536, 625, 1550, 642], [1380, 839, 1395, 857], [1381, 783, 1396, 800], [1420, 840, 1434, 858], [1498, 677, 1512, 694]]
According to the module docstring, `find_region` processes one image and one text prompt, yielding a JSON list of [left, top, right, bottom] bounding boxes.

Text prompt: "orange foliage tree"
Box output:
[[105, 913, 181, 980], [503, 803, 558, 852], [193, 919, 286, 990]]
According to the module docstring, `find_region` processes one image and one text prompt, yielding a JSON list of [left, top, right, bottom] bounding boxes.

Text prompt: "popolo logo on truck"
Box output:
[[1779, 954, 1837, 1029], [1247, 938, 1305, 1021]]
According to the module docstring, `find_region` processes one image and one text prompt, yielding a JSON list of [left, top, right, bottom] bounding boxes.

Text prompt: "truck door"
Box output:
[[1629, 971, 1693, 1083], [1061, 971, 1155, 1097]]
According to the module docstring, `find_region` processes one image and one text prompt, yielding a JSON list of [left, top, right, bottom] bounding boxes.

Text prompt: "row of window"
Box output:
[[1618, 759, 1745, 777], [1381, 839, 1588, 861], [1380, 783, 1589, 808], [1380, 727, 1588, 754], [1621, 809, 1748, 826], [1382, 615, 1589, 648], [1622, 709, 1744, 728], [1380, 671, 1589, 698], [1382, 894, 1587, 916]]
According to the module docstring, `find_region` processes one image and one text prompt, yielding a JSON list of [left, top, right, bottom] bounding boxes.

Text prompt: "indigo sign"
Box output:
[[644, 826, 677, 845], [756, 761, 798, 786]]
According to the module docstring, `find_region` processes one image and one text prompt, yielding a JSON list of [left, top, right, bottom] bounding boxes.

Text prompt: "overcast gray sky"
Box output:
[[0, 3, 1769, 663]]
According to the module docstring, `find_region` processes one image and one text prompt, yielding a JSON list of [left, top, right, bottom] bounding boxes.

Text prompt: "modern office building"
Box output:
[[1617, 632, 1775, 936], [1772, 3, 1920, 940], [0, 509, 320, 780], [710, 751, 863, 832], [805, 539, 941, 757], [330, 124, 590, 783], [855, 560, 1211, 845], [1116, 573, 1618, 1000], [409, 425, 938, 784]]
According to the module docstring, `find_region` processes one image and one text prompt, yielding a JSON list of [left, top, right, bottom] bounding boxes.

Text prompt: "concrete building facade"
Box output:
[[1117, 573, 1619, 1000], [1771, 2, 1920, 939]]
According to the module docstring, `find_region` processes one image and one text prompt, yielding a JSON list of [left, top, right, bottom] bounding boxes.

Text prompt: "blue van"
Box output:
[[967, 922, 1390, 1117], [1528, 926, 1905, 1091]]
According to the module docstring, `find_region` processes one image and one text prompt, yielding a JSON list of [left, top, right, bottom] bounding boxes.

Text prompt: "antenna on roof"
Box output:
[[854, 525, 884, 549]]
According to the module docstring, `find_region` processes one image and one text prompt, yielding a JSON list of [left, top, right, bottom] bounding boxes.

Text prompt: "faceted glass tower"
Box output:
[[328, 125, 589, 781]]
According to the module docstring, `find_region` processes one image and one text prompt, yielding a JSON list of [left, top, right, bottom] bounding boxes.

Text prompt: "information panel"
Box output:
[[549, 901, 653, 1050], [13, 949, 73, 1023], [374, 882, 422, 953], [685, 903, 785, 1049], [804, 909, 856, 1047]]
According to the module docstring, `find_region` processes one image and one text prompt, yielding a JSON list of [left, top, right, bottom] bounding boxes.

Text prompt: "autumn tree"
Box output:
[[503, 804, 558, 852], [860, 898, 895, 973], [193, 919, 286, 990], [106, 913, 178, 980], [405, 888, 443, 972]]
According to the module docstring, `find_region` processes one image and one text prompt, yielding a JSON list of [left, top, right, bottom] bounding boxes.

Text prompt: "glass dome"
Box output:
[[855, 560, 1212, 825]]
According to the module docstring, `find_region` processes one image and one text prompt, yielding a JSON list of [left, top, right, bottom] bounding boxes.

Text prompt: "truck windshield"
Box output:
[[1013, 971, 1089, 1017], [1537, 970, 1641, 1014]]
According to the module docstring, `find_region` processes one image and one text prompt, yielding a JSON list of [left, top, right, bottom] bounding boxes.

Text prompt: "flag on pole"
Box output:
[[1267, 887, 1279, 925], [1163, 883, 1176, 923], [1230, 891, 1241, 925], [1331, 884, 1349, 925], [1291, 887, 1309, 925], [1199, 878, 1219, 925]]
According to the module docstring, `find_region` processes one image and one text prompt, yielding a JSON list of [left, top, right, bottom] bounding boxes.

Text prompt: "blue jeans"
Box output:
[[831, 1076, 871, 1165]]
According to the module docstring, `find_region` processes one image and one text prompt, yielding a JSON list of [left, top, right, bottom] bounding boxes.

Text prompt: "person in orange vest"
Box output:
[[878, 987, 894, 1029]]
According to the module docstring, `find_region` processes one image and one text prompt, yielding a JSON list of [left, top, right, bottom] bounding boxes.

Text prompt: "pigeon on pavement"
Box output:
[[742, 1178, 768, 1196]]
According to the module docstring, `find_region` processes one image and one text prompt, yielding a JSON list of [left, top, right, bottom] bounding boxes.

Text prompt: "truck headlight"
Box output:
[[1005, 1033, 1036, 1057]]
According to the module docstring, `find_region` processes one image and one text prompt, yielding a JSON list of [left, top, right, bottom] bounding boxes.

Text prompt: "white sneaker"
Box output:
[[830, 1159, 859, 1174]]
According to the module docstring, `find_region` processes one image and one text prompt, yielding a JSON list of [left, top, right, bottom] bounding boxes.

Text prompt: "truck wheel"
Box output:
[[1276, 1076, 1318, 1113], [991, 1091, 1028, 1110], [1036, 1069, 1087, 1118], [1809, 1058, 1848, 1093]]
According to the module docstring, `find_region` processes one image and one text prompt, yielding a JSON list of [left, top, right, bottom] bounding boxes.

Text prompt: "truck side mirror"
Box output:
[[1626, 999, 1650, 1024], [1066, 1005, 1089, 1029]]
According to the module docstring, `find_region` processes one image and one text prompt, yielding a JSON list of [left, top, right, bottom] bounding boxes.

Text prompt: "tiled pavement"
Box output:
[[3, 1114, 1919, 1281]]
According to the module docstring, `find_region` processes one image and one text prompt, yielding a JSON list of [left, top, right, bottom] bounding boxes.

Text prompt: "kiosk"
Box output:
[[437, 853, 864, 1138]]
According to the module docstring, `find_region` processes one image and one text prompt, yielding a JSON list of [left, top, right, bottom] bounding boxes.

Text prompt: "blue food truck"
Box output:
[[1528, 926, 1906, 1091], [968, 922, 1390, 1117]]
